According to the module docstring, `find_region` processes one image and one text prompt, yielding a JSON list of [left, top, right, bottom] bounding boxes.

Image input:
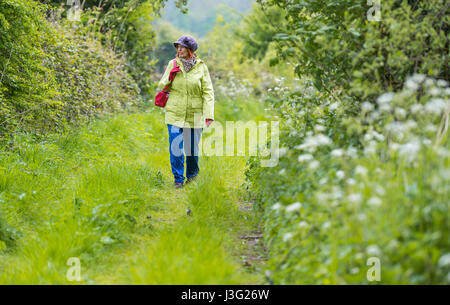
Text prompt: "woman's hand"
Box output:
[[206, 118, 214, 127], [169, 65, 181, 81]]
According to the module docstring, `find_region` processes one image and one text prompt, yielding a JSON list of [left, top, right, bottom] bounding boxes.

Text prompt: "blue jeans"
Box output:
[[167, 124, 203, 183]]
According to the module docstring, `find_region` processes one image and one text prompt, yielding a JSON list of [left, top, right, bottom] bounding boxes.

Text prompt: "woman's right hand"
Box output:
[[169, 65, 181, 81]]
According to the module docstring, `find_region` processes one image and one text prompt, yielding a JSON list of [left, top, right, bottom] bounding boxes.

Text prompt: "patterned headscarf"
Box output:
[[180, 55, 197, 73]]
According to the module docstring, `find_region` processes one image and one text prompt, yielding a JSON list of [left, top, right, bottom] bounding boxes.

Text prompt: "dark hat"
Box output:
[[173, 35, 198, 52]]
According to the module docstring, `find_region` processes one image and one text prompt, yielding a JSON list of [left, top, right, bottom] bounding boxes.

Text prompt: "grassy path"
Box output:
[[0, 108, 266, 284]]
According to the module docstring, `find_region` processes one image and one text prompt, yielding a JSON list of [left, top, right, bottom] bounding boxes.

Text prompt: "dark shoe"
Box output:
[[174, 182, 184, 188]]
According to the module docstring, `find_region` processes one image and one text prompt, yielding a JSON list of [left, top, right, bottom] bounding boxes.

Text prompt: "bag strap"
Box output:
[[162, 59, 179, 92]]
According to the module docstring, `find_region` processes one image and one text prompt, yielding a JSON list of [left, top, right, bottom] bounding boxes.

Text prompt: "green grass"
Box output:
[[0, 103, 266, 284]]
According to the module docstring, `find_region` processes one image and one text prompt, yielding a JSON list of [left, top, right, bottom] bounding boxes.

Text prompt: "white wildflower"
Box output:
[[347, 147, 358, 158], [438, 253, 450, 268], [437, 79, 448, 87], [425, 98, 447, 115], [322, 221, 331, 230], [373, 130, 385, 142], [379, 103, 391, 112], [368, 197, 382, 206], [366, 245, 381, 256], [298, 221, 309, 228], [398, 139, 421, 161], [332, 186, 344, 199], [375, 185, 385, 196], [283, 232, 294, 242], [425, 124, 437, 132], [364, 133, 373, 141], [430, 87, 441, 96], [395, 107, 407, 119], [272, 202, 282, 210], [319, 177, 328, 185], [336, 170, 345, 179], [364, 141, 378, 155], [361, 102, 374, 113], [405, 120, 418, 130], [314, 124, 326, 132], [385, 122, 406, 135], [422, 139, 432, 146], [377, 92, 394, 105], [410, 104, 423, 114], [347, 178, 356, 186], [424, 78, 435, 87], [411, 73, 426, 84], [405, 78, 419, 90], [331, 149, 345, 157], [278, 147, 289, 157], [297, 154, 314, 162], [286, 202, 302, 213], [348, 193, 362, 204], [329, 102, 339, 111], [308, 160, 320, 170], [297, 133, 332, 151], [355, 165, 367, 176]]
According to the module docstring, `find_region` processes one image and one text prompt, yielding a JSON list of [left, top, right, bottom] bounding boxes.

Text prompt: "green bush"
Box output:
[[247, 75, 449, 284], [244, 0, 450, 284], [0, 0, 140, 143]]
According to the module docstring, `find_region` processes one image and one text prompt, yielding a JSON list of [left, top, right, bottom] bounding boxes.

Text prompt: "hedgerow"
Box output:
[[245, 0, 449, 284], [0, 0, 140, 143]]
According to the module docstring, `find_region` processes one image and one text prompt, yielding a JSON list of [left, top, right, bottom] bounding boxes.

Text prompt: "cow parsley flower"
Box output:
[[283, 232, 294, 242], [368, 197, 382, 206], [355, 165, 368, 176], [410, 104, 423, 114], [347, 178, 356, 185], [329, 102, 339, 111], [362, 102, 374, 113], [366, 245, 381, 256], [298, 154, 313, 162], [271, 202, 282, 210], [438, 253, 450, 268], [425, 98, 447, 115], [314, 124, 326, 132], [398, 139, 421, 162], [298, 221, 309, 228], [348, 193, 362, 204], [331, 149, 345, 157], [286, 202, 302, 213], [377, 92, 394, 105], [336, 170, 345, 179], [308, 160, 320, 170]]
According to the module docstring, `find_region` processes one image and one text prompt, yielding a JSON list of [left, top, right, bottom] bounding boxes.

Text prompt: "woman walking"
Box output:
[[157, 35, 215, 188]]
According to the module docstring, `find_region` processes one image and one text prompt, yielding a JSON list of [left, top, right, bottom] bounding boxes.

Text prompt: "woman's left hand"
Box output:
[[206, 118, 213, 127]]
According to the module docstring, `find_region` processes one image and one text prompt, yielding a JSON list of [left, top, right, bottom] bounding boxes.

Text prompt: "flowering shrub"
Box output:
[[246, 75, 449, 284]]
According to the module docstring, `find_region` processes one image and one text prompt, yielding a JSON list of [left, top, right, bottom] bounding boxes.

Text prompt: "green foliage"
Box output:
[[160, 0, 254, 37], [250, 0, 448, 97], [0, 0, 140, 142], [235, 3, 287, 61], [247, 75, 449, 284], [244, 0, 450, 284], [0, 106, 264, 284]]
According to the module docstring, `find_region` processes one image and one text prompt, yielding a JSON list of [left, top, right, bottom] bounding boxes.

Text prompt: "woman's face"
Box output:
[[177, 45, 190, 59]]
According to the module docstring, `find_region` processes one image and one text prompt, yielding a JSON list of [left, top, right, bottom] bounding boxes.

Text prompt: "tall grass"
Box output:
[[0, 96, 267, 284]]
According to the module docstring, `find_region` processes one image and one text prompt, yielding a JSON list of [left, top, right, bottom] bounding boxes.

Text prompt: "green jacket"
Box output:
[[158, 56, 214, 129]]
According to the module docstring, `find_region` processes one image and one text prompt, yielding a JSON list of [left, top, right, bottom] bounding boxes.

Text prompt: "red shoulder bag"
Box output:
[[155, 59, 180, 108]]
